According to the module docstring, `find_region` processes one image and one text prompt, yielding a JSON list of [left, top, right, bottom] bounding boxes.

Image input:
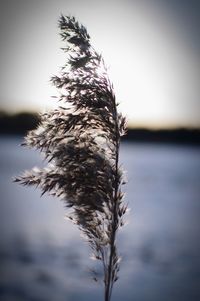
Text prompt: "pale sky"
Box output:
[[0, 0, 199, 128]]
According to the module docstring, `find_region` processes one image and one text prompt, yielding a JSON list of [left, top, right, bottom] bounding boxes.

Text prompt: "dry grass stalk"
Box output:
[[14, 15, 127, 301]]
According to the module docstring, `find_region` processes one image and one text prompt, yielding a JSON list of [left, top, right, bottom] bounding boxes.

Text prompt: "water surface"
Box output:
[[0, 136, 200, 301]]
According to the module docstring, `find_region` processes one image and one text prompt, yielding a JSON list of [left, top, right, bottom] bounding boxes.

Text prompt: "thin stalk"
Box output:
[[105, 99, 120, 301]]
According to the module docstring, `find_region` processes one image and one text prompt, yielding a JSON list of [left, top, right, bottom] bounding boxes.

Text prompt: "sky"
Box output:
[[0, 0, 199, 128]]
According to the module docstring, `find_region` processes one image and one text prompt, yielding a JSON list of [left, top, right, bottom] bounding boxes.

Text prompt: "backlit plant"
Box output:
[[15, 15, 127, 301]]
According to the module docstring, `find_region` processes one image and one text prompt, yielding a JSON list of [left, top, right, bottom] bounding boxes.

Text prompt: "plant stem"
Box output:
[[105, 98, 120, 301]]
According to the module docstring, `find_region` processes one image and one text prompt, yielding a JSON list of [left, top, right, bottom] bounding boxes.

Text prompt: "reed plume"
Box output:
[[15, 15, 127, 301]]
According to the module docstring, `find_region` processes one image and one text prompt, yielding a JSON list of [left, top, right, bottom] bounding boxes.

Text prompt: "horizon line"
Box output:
[[0, 109, 200, 130]]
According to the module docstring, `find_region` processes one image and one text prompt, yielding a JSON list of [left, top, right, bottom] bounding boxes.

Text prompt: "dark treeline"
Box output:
[[0, 111, 40, 135], [0, 111, 200, 145], [124, 128, 200, 145]]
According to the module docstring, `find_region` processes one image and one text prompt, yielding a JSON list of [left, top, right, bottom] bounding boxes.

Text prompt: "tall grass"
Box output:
[[15, 15, 127, 301]]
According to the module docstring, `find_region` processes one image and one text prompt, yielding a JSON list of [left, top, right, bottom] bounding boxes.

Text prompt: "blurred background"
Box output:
[[0, 0, 200, 300]]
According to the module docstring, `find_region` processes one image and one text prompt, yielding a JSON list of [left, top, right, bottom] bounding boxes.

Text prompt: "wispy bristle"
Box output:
[[14, 15, 127, 301]]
